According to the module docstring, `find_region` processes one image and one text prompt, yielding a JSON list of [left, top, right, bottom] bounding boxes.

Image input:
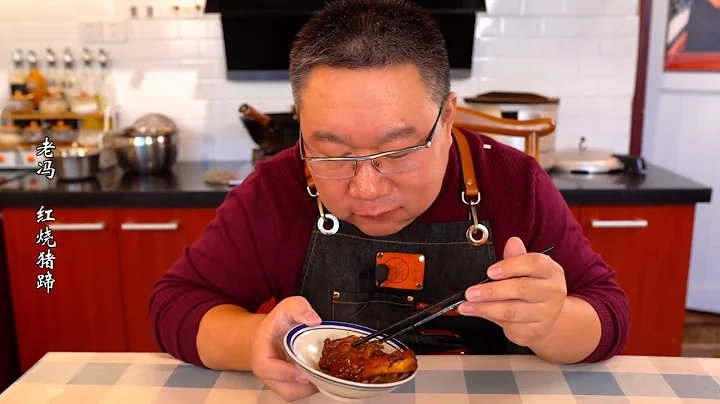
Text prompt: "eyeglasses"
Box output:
[[299, 100, 445, 180]]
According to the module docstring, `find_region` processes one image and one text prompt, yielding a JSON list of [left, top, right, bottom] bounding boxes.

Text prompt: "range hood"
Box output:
[[205, 0, 485, 81], [205, 1, 486, 13]]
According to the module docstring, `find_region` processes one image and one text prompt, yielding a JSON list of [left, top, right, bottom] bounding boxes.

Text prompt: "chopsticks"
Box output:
[[351, 245, 555, 348]]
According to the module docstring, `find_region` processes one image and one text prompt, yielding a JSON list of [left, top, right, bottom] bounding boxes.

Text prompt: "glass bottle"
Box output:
[[24, 50, 47, 110]]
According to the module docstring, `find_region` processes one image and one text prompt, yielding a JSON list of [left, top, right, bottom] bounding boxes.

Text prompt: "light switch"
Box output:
[[79, 21, 104, 44], [103, 20, 127, 43]]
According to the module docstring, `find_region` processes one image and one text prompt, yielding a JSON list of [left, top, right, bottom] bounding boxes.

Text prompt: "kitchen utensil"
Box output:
[[352, 246, 555, 347], [463, 91, 559, 168], [239, 103, 299, 155], [549, 137, 647, 175], [53, 144, 101, 181], [113, 113, 178, 174]]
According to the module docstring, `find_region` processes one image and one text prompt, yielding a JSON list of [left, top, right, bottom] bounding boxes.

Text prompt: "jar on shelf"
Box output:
[[0, 122, 22, 150], [50, 120, 77, 145], [7, 90, 34, 114], [23, 121, 46, 144], [38, 90, 68, 115]]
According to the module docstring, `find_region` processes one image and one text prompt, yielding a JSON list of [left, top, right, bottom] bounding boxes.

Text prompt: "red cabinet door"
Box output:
[[116, 208, 217, 352], [3, 208, 126, 372], [579, 205, 696, 356]]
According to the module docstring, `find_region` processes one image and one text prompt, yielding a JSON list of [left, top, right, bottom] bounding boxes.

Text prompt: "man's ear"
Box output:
[[443, 92, 458, 132]]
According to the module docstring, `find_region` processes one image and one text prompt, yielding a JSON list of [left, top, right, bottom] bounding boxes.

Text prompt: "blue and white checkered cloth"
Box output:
[[1, 352, 719, 403]]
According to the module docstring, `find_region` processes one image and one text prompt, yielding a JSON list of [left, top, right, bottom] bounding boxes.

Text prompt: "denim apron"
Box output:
[[297, 128, 527, 355]]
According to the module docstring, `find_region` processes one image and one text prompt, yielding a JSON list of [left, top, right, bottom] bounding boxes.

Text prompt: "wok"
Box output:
[[239, 103, 300, 155]]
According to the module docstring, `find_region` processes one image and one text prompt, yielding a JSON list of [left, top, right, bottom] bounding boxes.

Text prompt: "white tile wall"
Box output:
[[0, 0, 639, 161]]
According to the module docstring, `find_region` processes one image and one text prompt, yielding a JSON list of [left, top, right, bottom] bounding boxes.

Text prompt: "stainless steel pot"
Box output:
[[53, 146, 101, 181], [112, 113, 178, 175]]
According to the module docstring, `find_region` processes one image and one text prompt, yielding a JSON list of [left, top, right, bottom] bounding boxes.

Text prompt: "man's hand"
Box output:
[[250, 296, 321, 402], [458, 237, 567, 348]]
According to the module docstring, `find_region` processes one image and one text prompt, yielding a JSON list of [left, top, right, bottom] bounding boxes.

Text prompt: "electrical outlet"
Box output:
[[79, 21, 104, 44], [103, 20, 127, 43]]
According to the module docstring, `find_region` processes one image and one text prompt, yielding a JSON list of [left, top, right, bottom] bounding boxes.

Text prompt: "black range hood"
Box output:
[[205, 0, 485, 81]]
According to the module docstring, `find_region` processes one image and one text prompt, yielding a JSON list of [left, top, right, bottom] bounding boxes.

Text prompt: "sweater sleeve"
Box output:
[[526, 163, 630, 363], [148, 171, 277, 368]]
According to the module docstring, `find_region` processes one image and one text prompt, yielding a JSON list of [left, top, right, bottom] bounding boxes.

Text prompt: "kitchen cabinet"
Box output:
[[0, 203, 700, 371], [576, 205, 696, 357], [116, 209, 218, 352], [3, 209, 127, 372], [2, 207, 218, 371]]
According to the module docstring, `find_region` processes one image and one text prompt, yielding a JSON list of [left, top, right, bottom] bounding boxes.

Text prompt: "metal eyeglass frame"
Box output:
[[298, 99, 446, 179]]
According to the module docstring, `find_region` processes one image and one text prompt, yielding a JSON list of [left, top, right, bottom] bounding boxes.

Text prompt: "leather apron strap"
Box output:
[[303, 126, 489, 246]]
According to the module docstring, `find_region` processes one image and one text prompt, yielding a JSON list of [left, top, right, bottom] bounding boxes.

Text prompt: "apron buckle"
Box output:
[[465, 202, 488, 246], [316, 196, 340, 235], [318, 213, 340, 235]]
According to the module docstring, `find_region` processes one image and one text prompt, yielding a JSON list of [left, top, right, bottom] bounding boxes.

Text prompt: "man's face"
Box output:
[[299, 63, 457, 236]]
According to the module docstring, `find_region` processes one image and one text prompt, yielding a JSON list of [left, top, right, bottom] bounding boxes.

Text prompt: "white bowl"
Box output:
[[283, 321, 417, 401]]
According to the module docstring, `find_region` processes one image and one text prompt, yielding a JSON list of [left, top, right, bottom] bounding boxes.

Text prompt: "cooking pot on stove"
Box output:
[[112, 113, 178, 175], [53, 144, 101, 181], [548, 137, 647, 175], [239, 103, 299, 155]]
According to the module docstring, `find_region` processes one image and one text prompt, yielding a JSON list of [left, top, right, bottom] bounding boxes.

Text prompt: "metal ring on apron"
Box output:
[[316, 196, 340, 235], [466, 222, 489, 246], [465, 202, 488, 246], [317, 214, 340, 235]]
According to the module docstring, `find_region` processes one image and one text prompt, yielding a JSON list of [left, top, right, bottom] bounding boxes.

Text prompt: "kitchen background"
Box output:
[[0, 0, 718, 343], [0, 0, 640, 163]]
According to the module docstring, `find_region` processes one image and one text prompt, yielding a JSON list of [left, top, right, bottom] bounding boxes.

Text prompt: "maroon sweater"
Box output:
[[149, 129, 629, 366]]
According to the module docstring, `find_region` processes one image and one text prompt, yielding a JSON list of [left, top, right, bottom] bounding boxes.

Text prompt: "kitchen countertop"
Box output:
[[0, 160, 712, 208], [0, 352, 719, 403]]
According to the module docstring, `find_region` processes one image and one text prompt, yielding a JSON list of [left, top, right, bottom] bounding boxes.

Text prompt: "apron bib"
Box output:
[[297, 127, 528, 356]]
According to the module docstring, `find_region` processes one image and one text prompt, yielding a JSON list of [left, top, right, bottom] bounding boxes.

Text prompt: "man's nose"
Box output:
[[348, 160, 389, 200]]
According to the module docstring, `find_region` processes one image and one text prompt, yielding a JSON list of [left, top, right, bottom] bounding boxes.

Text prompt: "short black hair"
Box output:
[[289, 0, 450, 109]]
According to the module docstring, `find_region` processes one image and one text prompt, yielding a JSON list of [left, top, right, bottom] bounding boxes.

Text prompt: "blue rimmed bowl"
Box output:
[[282, 321, 417, 401]]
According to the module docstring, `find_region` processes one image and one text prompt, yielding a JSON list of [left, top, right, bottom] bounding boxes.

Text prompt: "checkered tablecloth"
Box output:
[[1, 352, 719, 403]]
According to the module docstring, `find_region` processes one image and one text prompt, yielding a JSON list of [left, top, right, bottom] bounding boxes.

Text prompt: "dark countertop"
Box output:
[[0, 160, 712, 208]]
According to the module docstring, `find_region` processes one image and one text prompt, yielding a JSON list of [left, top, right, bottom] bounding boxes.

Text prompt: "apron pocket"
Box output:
[[331, 290, 415, 335]]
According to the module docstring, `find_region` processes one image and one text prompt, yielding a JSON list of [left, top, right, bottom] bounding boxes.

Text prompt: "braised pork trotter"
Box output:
[[318, 335, 418, 383]]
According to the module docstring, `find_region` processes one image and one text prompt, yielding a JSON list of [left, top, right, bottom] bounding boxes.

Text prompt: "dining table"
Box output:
[[0, 352, 719, 403]]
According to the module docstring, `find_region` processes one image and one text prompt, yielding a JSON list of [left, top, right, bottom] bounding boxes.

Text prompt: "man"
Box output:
[[149, 0, 629, 401]]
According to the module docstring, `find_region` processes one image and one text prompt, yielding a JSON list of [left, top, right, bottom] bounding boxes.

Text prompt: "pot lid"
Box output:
[[24, 121, 44, 132], [550, 137, 624, 174], [52, 120, 71, 131], [464, 91, 560, 105], [129, 113, 177, 136], [0, 123, 20, 132], [11, 90, 33, 101], [56, 143, 100, 157]]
